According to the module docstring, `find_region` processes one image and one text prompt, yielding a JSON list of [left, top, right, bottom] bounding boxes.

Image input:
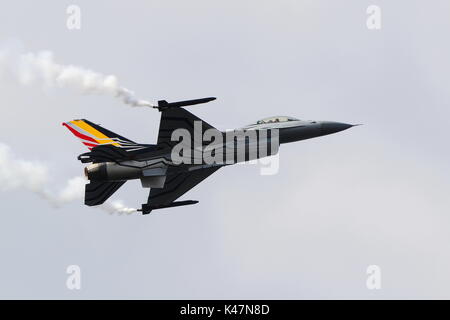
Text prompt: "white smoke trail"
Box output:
[[0, 143, 49, 193], [51, 176, 86, 207], [0, 43, 153, 107], [0, 143, 137, 214], [101, 200, 138, 215]]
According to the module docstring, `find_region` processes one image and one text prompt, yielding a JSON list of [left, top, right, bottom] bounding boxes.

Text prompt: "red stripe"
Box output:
[[62, 123, 98, 144], [82, 142, 98, 147]]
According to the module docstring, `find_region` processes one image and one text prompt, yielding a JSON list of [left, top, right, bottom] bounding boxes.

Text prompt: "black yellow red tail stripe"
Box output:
[[62, 119, 145, 151]]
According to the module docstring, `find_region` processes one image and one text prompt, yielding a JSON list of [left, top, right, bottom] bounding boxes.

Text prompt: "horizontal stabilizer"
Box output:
[[85, 181, 126, 206]]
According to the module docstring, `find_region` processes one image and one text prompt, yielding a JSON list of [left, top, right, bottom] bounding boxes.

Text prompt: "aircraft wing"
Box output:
[[157, 107, 220, 149], [141, 97, 222, 213], [141, 166, 220, 214]]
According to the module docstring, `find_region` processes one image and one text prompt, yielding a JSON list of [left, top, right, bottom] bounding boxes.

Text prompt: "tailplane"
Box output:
[[84, 181, 126, 206]]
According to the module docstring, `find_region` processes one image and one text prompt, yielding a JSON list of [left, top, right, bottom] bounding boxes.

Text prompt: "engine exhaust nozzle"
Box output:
[[85, 162, 141, 182]]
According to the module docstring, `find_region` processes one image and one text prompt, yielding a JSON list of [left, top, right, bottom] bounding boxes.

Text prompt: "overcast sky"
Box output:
[[1, 0, 450, 299]]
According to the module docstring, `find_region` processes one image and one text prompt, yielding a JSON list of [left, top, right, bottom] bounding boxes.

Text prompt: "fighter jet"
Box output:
[[63, 97, 355, 214]]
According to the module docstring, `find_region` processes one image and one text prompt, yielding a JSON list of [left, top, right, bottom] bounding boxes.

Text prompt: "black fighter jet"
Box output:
[[63, 97, 355, 214]]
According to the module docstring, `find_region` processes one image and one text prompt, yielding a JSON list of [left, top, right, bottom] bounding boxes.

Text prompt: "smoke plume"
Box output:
[[0, 143, 137, 214], [0, 43, 152, 107]]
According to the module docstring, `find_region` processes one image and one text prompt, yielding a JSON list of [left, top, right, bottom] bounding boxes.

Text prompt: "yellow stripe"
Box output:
[[70, 120, 120, 146]]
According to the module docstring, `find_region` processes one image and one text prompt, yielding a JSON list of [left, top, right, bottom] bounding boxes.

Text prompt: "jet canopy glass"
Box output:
[[255, 116, 299, 125]]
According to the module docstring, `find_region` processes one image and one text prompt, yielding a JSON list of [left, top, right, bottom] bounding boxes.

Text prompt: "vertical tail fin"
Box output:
[[62, 119, 145, 151]]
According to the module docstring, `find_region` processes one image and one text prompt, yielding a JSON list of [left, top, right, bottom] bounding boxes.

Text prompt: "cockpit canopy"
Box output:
[[255, 116, 300, 125]]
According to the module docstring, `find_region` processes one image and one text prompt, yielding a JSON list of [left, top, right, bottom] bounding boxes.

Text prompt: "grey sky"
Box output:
[[0, 0, 450, 299]]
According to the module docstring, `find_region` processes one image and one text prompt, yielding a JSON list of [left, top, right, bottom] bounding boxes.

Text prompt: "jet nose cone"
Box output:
[[321, 122, 354, 135]]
